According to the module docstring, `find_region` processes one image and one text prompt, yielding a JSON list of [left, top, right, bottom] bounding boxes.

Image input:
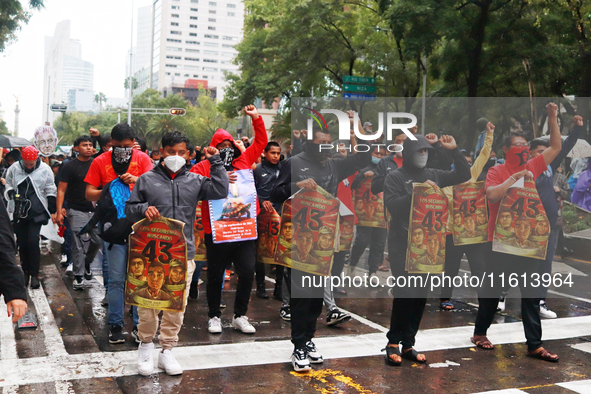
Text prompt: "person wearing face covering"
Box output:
[[191, 105, 267, 336], [470, 103, 563, 363], [84, 123, 153, 345], [126, 131, 229, 376], [4, 145, 57, 289], [383, 134, 470, 366]]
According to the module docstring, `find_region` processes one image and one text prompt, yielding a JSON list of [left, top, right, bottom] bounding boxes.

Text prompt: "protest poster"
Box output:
[[209, 169, 257, 243], [452, 181, 488, 245], [194, 204, 207, 261], [126, 217, 188, 312], [406, 183, 449, 274], [274, 187, 340, 276], [338, 215, 355, 251], [352, 178, 387, 228], [257, 207, 282, 264], [33, 126, 58, 157], [492, 179, 549, 260]]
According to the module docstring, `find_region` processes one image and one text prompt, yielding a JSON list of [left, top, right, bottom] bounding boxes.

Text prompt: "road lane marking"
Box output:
[[0, 298, 18, 360], [290, 369, 376, 394], [556, 379, 591, 393], [28, 286, 68, 357]]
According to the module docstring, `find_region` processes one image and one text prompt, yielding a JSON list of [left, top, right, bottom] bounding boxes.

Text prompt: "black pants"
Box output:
[[13, 219, 42, 277], [537, 227, 558, 300], [331, 250, 348, 278], [386, 235, 429, 347], [350, 226, 387, 274], [474, 243, 543, 352], [440, 234, 487, 300], [255, 261, 266, 286], [205, 234, 256, 318], [285, 267, 324, 349]]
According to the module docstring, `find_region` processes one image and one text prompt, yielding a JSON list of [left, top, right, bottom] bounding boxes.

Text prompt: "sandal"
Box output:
[[401, 347, 427, 363], [470, 336, 494, 350], [526, 348, 559, 362], [384, 343, 402, 366], [439, 300, 455, 310]]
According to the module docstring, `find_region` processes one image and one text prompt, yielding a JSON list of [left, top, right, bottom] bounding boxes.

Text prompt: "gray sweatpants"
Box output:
[[67, 209, 100, 278]]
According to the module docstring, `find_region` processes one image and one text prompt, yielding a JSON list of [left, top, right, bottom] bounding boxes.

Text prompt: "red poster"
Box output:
[[338, 215, 355, 252], [452, 181, 488, 245], [492, 179, 549, 260], [194, 204, 207, 261], [353, 178, 386, 228], [126, 217, 188, 312], [257, 208, 282, 264], [274, 187, 340, 276], [406, 183, 449, 273]]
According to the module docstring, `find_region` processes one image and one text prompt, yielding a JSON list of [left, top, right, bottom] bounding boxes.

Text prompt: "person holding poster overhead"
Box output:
[[439, 122, 495, 310], [125, 131, 229, 376], [383, 134, 470, 366], [271, 126, 371, 372], [191, 105, 267, 335], [471, 103, 562, 362]]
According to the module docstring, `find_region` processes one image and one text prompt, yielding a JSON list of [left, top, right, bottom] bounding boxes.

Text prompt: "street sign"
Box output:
[[50, 104, 67, 112], [343, 93, 377, 102], [343, 84, 377, 93], [343, 76, 376, 84]]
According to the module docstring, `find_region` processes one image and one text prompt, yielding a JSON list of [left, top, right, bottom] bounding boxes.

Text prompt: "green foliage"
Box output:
[[0, 0, 44, 52], [562, 202, 591, 234]]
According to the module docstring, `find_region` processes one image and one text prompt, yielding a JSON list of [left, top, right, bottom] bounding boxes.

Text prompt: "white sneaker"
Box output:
[[158, 349, 183, 375], [305, 341, 323, 364], [60, 254, 68, 263], [232, 315, 256, 334], [291, 348, 311, 372], [137, 342, 154, 376], [208, 317, 223, 334], [539, 302, 557, 319], [66, 263, 74, 277], [497, 297, 506, 312]]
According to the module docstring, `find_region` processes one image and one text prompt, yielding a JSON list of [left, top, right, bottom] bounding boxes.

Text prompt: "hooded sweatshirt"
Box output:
[[383, 135, 471, 242], [191, 116, 267, 234]]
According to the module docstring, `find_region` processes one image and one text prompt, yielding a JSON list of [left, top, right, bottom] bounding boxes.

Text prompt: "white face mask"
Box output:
[[163, 155, 186, 173], [409, 150, 429, 169]]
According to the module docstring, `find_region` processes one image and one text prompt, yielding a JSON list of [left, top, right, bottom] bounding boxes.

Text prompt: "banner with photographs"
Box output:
[[338, 215, 355, 251], [406, 183, 449, 274], [194, 204, 207, 261], [274, 187, 340, 276], [452, 181, 488, 245], [353, 178, 387, 228], [126, 218, 188, 312], [492, 179, 549, 260], [257, 208, 281, 264], [209, 169, 258, 244]]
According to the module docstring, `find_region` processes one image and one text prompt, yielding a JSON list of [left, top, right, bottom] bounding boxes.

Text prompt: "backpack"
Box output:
[[94, 178, 134, 245]]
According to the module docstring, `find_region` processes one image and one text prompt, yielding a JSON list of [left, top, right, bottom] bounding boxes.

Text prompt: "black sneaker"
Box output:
[[131, 325, 140, 343], [291, 348, 311, 372], [189, 282, 199, 300], [326, 309, 351, 326], [305, 341, 323, 363], [84, 265, 93, 281], [280, 305, 291, 321], [109, 325, 125, 344], [73, 277, 84, 291], [256, 284, 268, 299], [30, 276, 40, 289]]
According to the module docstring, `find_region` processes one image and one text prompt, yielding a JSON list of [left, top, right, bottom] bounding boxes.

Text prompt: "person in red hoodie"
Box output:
[[191, 105, 267, 335]]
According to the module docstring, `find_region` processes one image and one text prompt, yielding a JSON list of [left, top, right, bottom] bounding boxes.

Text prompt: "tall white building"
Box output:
[[42, 20, 94, 124], [133, 0, 243, 101]]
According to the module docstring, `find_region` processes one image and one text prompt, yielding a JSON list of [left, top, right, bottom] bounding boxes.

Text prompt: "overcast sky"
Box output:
[[0, 0, 153, 141]]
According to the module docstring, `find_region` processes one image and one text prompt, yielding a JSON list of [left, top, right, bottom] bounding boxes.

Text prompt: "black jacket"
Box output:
[[352, 162, 377, 191], [384, 136, 470, 241], [271, 150, 371, 204], [254, 160, 282, 213], [0, 199, 27, 302]]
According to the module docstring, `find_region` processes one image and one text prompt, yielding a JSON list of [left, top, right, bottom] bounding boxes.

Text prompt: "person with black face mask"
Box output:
[[271, 127, 371, 372], [4, 145, 57, 289], [84, 123, 153, 345], [383, 134, 470, 366]]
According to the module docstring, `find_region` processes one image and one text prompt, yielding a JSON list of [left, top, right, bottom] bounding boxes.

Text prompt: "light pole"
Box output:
[[128, 0, 134, 125]]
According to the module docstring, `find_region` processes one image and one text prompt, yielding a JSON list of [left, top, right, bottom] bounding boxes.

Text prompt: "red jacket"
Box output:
[[191, 116, 267, 234]]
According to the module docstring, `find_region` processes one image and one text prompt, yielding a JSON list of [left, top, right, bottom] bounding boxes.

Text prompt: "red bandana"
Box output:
[[21, 145, 39, 161]]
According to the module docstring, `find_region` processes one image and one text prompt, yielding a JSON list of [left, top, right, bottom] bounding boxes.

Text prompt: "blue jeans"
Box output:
[[102, 240, 110, 291], [106, 243, 138, 326]]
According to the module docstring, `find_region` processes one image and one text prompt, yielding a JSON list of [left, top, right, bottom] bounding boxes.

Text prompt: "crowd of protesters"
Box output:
[[0, 102, 584, 375]]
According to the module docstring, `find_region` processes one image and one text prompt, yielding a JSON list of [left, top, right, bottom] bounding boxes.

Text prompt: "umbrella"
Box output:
[[536, 135, 591, 159], [0, 135, 33, 148]]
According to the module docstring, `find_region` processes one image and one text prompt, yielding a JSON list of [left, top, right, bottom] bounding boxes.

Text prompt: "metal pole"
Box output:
[[128, 0, 134, 125], [421, 55, 426, 135], [149, 1, 156, 89], [46, 76, 50, 123], [384, 67, 388, 132], [118, 108, 121, 123]]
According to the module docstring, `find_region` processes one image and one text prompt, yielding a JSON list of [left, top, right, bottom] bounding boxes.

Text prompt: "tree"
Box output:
[[0, 0, 44, 52], [94, 92, 107, 110], [124, 77, 139, 91]]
